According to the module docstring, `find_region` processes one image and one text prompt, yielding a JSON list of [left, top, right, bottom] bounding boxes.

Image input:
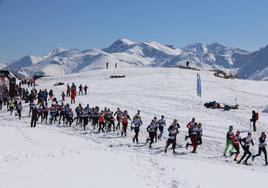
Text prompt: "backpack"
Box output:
[[256, 112, 259, 121]]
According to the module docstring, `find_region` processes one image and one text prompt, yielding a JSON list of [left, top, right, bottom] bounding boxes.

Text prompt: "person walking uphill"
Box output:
[[71, 89, 76, 104], [250, 110, 259, 132], [31, 106, 38, 127], [16, 101, 23, 120], [252, 132, 268, 165]]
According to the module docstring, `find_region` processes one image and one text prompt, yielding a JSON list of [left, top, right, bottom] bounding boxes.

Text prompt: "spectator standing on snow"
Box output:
[[186, 61, 189, 68], [84, 85, 88, 95], [71, 83, 76, 91], [66, 83, 71, 97], [250, 110, 259, 132], [79, 84, 83, 95], [106, 62, 109, 69], [61, 91, 65, 101], [71, 89, 76, 104], [70, 83, 76, 104]]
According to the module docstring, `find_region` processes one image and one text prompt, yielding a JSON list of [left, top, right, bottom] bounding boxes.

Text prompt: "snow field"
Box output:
[[1, 67, 268, 188]]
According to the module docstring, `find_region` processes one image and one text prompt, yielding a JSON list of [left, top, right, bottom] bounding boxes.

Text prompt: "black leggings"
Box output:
[[116, 117, 121, 130], [121, 124, 128, 137], [197, 136, 202, 145], [148, 132, 155, 147], [83, 117, 89, 130], [254, 147, 267, 163], [133, 128, 139, 143], [165, 139, 176, 151], [239, 146, 252, 163], [31, 118, 37, 127], [17, 110, 22, 119], [99, 122, 105, 132]]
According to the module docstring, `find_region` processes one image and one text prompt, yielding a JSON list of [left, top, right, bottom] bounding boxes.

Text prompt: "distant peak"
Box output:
[[103, 38, 136, 53], [184, 42, 204, 48], [208, 42, 226, 48], [209, 42, 221, 46], [115, 38, 136, 45], [51, 47, 68, 55]]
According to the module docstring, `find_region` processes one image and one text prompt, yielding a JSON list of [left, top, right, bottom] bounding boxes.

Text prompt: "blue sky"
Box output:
[[0, 0, 268, 61]]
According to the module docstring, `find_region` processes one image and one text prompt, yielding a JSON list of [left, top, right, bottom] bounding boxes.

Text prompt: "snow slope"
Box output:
[[1, 67, 268, 188]]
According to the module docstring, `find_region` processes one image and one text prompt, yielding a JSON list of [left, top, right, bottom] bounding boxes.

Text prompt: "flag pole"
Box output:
[[197, 73, 202, 105]]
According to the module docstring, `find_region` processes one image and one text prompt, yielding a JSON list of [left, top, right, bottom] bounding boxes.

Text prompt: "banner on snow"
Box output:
[[197, 73, 202, 97]]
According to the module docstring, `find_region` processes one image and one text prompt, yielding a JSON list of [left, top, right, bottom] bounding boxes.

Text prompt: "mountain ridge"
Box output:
[[2, 38, 268, 80]]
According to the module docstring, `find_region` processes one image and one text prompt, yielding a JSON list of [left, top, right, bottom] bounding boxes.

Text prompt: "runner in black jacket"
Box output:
[[164, 119, 180, 153], [237, 132, 254, 165]]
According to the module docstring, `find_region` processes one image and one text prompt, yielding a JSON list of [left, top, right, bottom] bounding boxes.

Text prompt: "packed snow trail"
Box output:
[[1, 67, 268, 188]]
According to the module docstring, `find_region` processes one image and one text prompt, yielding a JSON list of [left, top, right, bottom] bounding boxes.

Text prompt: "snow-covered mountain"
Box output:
[[0, 60, 9, 69], [163, 42, 249, 70], [3, 38, 268, 80], [236, 45, 268, 80]]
